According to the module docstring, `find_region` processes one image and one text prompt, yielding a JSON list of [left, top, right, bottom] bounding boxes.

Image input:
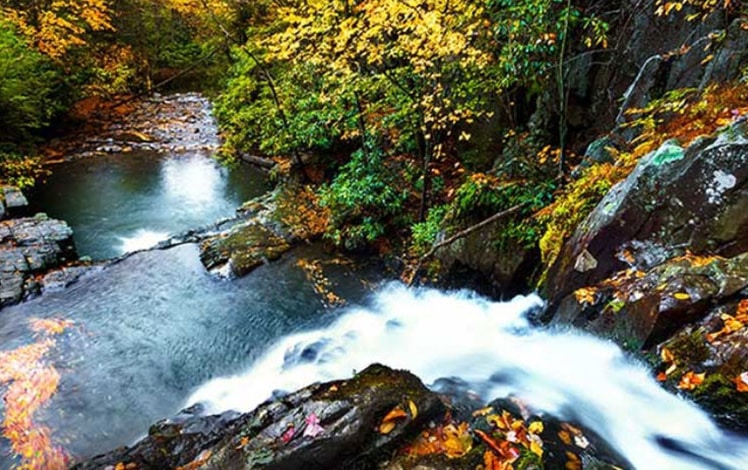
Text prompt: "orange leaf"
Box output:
[[735, 372, 748, 392], [382, 406, 407, 423], [678, 371, 706, 390]]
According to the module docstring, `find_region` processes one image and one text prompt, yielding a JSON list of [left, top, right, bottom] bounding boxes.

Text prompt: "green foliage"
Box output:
[[0, 149, 47, 189], [0, 19, 62, 143], [320, 145, 407, 250], [411, 205, 449, 255]]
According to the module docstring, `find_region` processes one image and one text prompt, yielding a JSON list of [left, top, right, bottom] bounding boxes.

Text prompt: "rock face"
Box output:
[[545, 118, 748, 307], [0, 212, 79, 307], [74, 364, 445, 470], [544, 119, 748, 429]]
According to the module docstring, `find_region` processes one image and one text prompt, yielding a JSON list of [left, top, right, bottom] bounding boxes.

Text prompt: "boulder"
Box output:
[[654, 299, 748, 430], [73, 364, 445, 470], [552, 251, 748, 350], [544, 118, 748, 309], [0, 211, 79, 307]]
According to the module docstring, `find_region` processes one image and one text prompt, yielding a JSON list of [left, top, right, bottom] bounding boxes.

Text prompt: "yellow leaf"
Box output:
[[674, 292, 691, 301], [408, 400, 418, 419], [528, 420, 544, 435], [660, 347, 675, 364], [472, 406, 494, 417], [379, 421, 396, 435]]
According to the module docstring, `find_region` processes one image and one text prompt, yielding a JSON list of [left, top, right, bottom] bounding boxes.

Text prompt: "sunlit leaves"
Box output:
[[1, 0, 113, 59]]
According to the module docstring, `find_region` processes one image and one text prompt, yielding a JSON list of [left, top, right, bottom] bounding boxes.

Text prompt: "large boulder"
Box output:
[[73, 364, 445, 470], [544, 118, 748, 309], [74, 365, 629, 470]]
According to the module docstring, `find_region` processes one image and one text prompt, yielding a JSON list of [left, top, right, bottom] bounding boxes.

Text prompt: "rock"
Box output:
[[3, 185, 28, 215], [544, 118, 748, 310], [553, 251, 748, 350], [0, 204, 79, 308], [654, 300, 748, 430], [200, 223, 290, 278], [73, 364, 445, 470]]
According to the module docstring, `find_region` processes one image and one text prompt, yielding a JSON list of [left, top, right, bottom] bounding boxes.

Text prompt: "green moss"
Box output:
[[665, 329, 711, 365]]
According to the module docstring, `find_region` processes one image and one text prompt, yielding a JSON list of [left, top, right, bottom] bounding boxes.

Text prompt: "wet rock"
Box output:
[[73, 364, 445, 470], [0, 208, 79, 308], [654, 299, 748, 430], [200, 222, 290, 278], [3, 185, 28, 213], [553, 252, 748, 350], [544, 118, 748, 310]]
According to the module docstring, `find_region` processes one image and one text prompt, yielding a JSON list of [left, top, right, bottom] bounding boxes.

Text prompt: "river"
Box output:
[[0, 94, 746, 469]]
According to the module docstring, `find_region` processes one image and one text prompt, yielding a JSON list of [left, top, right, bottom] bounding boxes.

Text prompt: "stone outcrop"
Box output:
[[543, 119, 748, 429], [0, 192, 81, 307], [545, 118, 748, 307], [74, 365, 445, 470]]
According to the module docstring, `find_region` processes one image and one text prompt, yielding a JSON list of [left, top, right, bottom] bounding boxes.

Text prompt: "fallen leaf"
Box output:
[[660, 347, 675, 364], [281, 424, 295, 443], [443, 423, 473, 458], [558, 430, 572, 445], [303, 413, 324, 438], [408, 400, 418, 419], [674, 292, 691, 301], [382, 406, 407, 423], [735, 372, 748, 392], [472, 406, 494, 417], [378, 421, 397, 435], [528, 421, 544, 435], [678, 371, 706, 390]]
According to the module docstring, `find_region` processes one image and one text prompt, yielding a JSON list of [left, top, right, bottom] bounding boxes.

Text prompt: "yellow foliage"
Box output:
[[537, 82, 748, 279], [2, 0, 113, 59]]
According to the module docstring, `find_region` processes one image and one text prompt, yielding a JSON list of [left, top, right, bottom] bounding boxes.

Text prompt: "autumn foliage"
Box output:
[[0, 318, 74, 469]]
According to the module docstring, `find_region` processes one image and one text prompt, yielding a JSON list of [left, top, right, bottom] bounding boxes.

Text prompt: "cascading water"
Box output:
[[188, 284, 748, 470]]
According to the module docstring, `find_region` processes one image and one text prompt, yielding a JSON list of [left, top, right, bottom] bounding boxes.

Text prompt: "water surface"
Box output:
[[30, 151, 269, 259]]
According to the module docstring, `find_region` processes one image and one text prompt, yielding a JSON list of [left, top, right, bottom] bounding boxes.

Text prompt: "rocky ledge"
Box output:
[[0, 187, 85, 307], [74, 364, 627, 470]]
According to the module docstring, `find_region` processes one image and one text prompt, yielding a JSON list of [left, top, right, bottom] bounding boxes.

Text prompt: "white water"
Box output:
[[118, 229, 170, 253], [188, 284, 748, 469]]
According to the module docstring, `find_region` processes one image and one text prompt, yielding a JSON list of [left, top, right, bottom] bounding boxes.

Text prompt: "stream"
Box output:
[[0, 94, 746, 469]]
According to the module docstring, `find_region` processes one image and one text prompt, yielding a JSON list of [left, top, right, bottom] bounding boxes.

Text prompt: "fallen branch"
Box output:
[[405, 202, 528, 286]]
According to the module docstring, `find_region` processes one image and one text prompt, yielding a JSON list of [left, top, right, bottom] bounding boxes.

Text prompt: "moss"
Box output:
[[692, 371, 748, 429], [665, 329, 711, 365]]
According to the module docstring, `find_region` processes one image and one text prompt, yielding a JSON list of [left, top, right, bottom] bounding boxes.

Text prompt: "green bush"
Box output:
[[320, 145, 407, 250], [0, 20, 62, 144]]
